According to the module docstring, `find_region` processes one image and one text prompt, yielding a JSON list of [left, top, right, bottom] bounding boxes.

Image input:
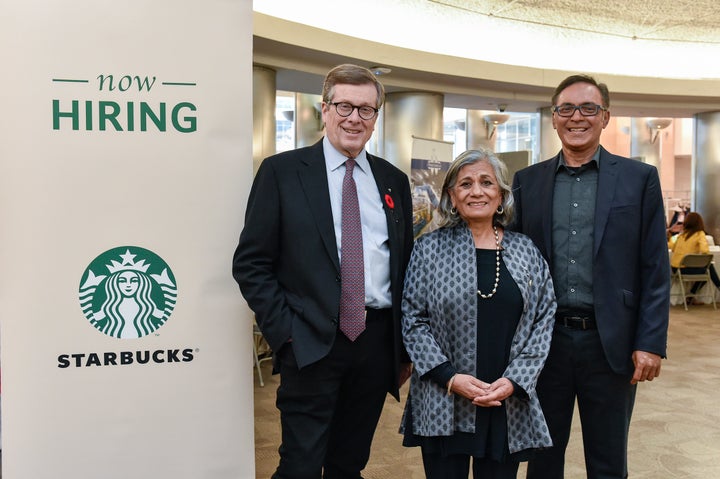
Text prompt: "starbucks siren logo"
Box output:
[[79, 246, 177, 338]]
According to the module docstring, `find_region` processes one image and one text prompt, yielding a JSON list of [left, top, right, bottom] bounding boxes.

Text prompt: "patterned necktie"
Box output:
[[339, 158, 365, 341]]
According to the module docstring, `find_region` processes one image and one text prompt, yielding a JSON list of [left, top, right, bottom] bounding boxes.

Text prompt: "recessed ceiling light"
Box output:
[[370, 66, 392, 76]]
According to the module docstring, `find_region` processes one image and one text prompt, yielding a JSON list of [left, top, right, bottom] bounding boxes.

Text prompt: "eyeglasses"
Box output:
[[552, 103, 607, 117], [327, 102, 379, 120]]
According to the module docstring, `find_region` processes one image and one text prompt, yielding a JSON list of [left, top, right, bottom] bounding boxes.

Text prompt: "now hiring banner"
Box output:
[[0, 1, 255, 477]]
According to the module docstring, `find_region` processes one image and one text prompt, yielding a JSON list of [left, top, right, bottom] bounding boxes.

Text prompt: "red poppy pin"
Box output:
[[384, 194, 395, 209]]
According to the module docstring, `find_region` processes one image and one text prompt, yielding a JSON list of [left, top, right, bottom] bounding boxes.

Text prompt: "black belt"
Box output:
[[556, 310, 596, 330]]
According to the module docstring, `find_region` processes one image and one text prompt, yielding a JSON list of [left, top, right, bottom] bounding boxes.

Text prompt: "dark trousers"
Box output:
[[526, 325, 636, 479], [422, 450, 519, 479], [272, 309, 394, 479]]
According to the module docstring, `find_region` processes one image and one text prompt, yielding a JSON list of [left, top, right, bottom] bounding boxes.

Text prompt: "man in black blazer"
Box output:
[[233, 64, 413, 479], [511, 75, 669, 479]]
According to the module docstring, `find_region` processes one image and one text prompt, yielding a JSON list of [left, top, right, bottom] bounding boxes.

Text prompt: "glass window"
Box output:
[[276, 91, 295, 153], [494, 113, 540, 164], [443, 107, 466, 159]]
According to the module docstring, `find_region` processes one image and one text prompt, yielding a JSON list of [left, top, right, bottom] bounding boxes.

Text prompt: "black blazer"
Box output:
[[233, 140, 413, 397], [511, 146, 670, 375]]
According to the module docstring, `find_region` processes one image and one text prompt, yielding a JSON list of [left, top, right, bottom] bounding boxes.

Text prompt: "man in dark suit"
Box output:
[[233, 64, 413, 479], [511, 75, 670, 479]]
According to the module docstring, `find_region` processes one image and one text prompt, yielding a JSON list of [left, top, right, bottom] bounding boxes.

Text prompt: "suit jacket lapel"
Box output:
[[298, 142, 340, 272], [367, 155, 401, 280], [539, 155, 560, 259], [594, 146, 619, 258]]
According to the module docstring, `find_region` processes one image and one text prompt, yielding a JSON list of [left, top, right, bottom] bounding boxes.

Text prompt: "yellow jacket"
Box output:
[[669, 231, 709, 268]]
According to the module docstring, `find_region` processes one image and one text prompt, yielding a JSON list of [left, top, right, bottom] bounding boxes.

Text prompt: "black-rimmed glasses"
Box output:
[[327, 102, 379, 120], [552, 103, 607, 117]]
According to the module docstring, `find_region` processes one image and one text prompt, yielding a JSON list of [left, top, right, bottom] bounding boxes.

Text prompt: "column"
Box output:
[[253, 65, 276, 174], [631, 118, 663, 169], [466, 109, 495, 151], [695, 112, 720, 242], [295, 93, 324, 147], [382, 92, 444, 174]]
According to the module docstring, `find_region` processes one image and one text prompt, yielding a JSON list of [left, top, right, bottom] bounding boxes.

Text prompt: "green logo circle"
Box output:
[[79, 246, 178, 338]]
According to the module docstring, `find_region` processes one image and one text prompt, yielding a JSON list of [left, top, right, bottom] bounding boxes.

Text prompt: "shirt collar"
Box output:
[[556, 147, 601, 172], [323, 136, 370, 173]]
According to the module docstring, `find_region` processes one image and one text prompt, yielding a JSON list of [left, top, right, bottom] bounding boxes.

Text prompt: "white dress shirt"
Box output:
[[323, 137, 392, 309]]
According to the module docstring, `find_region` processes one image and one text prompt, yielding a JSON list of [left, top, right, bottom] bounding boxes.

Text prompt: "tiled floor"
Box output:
[[253, 303, 720, 478]]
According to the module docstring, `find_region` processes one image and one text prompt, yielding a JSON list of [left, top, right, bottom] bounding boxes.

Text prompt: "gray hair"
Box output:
[[437, 149, 514, 228]]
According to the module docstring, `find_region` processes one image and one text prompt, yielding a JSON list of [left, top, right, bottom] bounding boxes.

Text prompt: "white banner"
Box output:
[[0, 1, 254, 478]]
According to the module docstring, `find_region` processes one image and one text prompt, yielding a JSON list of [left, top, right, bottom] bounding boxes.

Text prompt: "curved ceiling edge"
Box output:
[[254, 13, 720, 117]]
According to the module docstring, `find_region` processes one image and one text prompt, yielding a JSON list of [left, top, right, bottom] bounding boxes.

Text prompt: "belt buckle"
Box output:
[[565, 315, 589, 330]]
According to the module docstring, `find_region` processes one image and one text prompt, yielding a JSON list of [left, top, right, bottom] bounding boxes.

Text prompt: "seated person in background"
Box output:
[[669, 211, 720, 295]]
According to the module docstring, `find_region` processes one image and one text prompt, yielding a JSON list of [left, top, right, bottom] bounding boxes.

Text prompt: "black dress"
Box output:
[[403, 249, 526, 462]]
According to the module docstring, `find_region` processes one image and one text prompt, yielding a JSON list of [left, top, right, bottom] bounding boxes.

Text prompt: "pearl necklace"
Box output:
[[477, 225, 500, 299]]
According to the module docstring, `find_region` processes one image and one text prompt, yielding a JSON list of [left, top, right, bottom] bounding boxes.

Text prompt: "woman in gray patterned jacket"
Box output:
[[401, 149, 556, 478]]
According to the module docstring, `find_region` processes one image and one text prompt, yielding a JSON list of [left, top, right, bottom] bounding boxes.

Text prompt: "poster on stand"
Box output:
[[410, 137, 454, 238]]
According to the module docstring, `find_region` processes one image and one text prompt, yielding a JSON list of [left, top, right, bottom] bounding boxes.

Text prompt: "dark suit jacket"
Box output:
[[510, 146, 670, 375], [233, 140, 413, 398]]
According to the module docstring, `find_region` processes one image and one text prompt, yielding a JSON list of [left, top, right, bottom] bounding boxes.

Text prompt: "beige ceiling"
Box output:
[[253, 1, 720, 118], [435, 0, 720, 44]]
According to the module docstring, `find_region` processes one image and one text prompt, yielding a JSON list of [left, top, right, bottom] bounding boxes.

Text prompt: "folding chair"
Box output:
[[253, 321, 272, 387], [672, 253, 717, 311]]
